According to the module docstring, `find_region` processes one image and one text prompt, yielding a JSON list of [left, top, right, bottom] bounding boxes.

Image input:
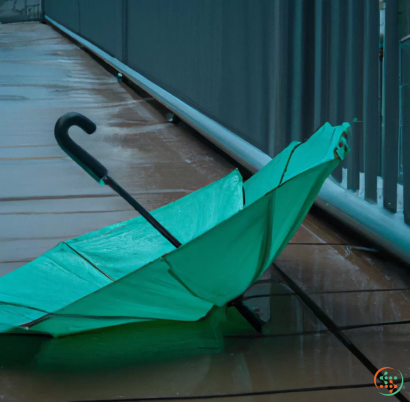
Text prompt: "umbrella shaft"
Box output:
[[104, 176, 182, 248]]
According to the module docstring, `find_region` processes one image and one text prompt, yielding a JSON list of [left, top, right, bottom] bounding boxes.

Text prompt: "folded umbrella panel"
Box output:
[[162, 123, 349, 307], [165, 160, 339, 307], [67, 219, 175, 282], [243, 141, 301, 207], [0, 121, 350, 337], [28, 259, 214, 337], [66, 170, 243, 281], [0, 168, 242, 336], [0, 304, 45, 332], [154, 169, 243, 244], [282, 123, 350, 183], [0, 243, 111, 332], [243, 123, 350, 207], [250, 159, 340, 279]]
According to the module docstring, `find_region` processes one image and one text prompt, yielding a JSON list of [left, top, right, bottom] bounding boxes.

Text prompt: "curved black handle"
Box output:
[[55, 112, 108, 184]]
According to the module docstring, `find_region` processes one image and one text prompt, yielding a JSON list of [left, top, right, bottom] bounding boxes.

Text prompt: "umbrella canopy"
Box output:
[[0, 121, 350, 337]]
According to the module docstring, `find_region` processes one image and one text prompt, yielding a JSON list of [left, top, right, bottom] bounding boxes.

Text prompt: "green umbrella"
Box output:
[[0, 113, 350, 337]]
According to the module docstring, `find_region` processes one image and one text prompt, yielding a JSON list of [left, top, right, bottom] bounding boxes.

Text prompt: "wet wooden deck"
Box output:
[[1, 22, 410, 402]]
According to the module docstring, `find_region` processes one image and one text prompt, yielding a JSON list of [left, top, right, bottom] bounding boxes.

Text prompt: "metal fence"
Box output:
[[0, 0, 43, 23], [310, 0, 405, 219], [43, 0, 408, 229]]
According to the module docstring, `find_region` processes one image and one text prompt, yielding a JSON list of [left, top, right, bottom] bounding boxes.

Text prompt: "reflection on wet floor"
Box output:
[[0, 311, 376, 401], [1, 22, 410, 402], [0, 312, 225, 372]]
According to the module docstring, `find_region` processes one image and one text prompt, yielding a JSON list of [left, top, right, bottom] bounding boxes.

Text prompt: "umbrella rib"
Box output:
[[278, 142, 303, 186], [63, 242, 115, 282], [163, 259, 210, 302], [23, 313, 152, 324], [0, 302, 153, 330]]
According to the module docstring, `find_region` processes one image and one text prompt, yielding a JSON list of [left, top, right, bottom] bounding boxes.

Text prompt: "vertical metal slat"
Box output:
[[357, 2, 365, 175], [77, 0, 81, 35], [121, 0, 128, 65], [401, 37, 410, 224], [329, 0, 345, 182], [289, 0, 304, 143], [378, 3, 384, 178], [303, 0, 317, 137], [346, 0, 361, 191], [363, 0, 380, 203], [383, 0, 399, 213], [313, 0, 330, 131], [271, 0, 289, 157]]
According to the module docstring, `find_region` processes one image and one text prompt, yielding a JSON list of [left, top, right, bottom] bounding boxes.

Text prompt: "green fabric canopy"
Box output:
[[0, 122, 350, 337]]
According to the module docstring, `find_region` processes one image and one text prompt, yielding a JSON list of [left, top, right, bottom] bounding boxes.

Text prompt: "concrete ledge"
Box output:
[[46, 15, 410, 265]]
